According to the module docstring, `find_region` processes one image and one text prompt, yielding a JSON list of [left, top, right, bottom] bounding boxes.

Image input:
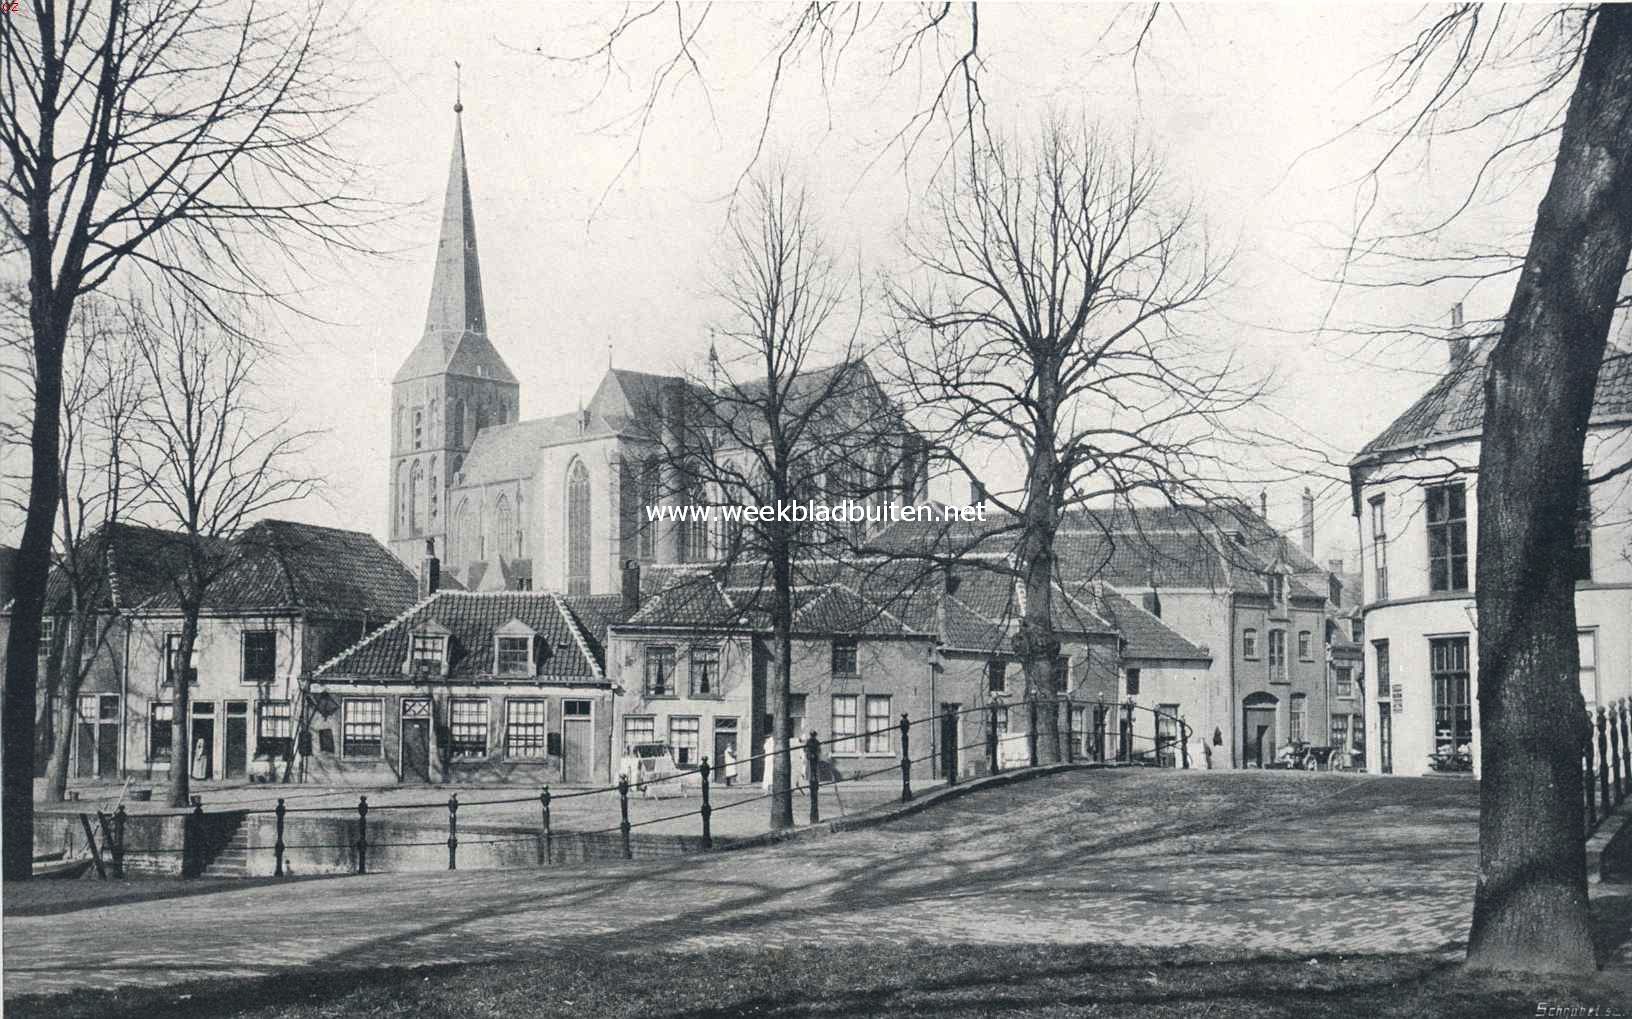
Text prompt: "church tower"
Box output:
[[389, 94, 519, 566]]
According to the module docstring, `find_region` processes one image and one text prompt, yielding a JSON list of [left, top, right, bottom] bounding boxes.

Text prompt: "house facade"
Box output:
[[0, 520, 416, 787], [308, 569, 630, 785], [1349, 329, 1632, 777]]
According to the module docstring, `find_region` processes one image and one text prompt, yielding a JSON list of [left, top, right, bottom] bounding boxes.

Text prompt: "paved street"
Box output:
[[4, 768, 1616, 1004]]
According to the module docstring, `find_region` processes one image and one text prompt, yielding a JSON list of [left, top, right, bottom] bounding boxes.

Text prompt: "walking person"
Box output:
[[723, 743, 739, 787]]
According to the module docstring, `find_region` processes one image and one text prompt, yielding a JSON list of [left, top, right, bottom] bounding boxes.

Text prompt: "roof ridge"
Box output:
[[551, 592, 603, 680], [313, 590, 441, 676]]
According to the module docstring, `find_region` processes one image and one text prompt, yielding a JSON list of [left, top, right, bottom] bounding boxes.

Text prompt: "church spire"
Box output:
[[422, 93, 487, 342]]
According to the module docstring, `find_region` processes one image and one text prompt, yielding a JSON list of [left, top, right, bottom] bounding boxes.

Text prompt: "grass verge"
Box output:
[[8, 940, 1626, 1019]]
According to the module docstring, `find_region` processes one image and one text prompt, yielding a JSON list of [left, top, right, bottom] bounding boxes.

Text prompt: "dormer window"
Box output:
[[497, 637, 531, 675], [411, 634, 445, 668], [494, 619, 540, 678]]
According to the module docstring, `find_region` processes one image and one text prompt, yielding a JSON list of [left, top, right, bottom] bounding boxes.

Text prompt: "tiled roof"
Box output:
[[22, 520, 411, 620], [562, 594, 631, 663], [456, 414, 608, 485], [1354, 342, 1632, 463], [315, 591, 607, 682], [1101, 589, 1211, 662], [136, 520, 416, 617], [34, 522, 197, 612]]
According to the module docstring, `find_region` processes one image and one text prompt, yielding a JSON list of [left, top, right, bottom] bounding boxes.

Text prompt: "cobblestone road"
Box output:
[[0, 769, 1562, 1000]]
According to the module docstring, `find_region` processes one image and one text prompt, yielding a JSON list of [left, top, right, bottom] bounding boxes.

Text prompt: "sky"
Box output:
[[1, 2, 1564, 567]]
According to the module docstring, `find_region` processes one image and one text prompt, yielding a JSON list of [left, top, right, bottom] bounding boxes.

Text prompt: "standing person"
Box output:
[[723, 743, 739, 787], [762, 735, 776, 792], [191, 737, 209, 782]]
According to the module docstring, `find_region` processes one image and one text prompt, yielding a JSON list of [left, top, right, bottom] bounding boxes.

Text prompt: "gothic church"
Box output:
[[388, 105, 924, 595]]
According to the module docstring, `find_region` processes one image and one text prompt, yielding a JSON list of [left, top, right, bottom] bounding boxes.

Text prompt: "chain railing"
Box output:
[[1584, 698, 1632, 837], [67, 699, 1195, 879]]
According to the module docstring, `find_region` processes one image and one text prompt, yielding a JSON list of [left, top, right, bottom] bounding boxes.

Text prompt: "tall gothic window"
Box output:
[[413, 410, 423, 450], [409, 460, 425, 535], [639, 457, 660, 559], [427, 400, 438, 446], [567, 461, 592, 595], [396, 461, 408, 534], [494, 496, 515, 562], [452, 499, 473, 564], [428, 457, 439, 525], [454, 399, 466, 448]]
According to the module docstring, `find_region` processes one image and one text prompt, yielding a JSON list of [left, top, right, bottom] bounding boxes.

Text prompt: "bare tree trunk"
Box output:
[[1, 305, 67, 880], [167, 613, 199, 808], [42, 607, 93, 803], [770, 547, 795, 830], [1468, 5, 1632, 974]]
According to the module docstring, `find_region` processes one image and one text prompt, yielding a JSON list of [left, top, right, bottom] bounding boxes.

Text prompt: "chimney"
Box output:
[[1259, 490, 1268, 520], [419, 538, 440, 599], [1301, 487, 1315, 558], [1448, 302, 1469, 366], [969, 478, 986, 509], [1142, 589, 1163, 618], [621, 558, 641, 616]]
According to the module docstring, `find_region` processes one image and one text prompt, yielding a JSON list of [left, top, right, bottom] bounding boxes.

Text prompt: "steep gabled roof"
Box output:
[[19, 520, 413, 619], [393, 108, 516, 386], [1100, 589, 1211, 662], [144, 520, 416, 616], [315, 590, 609, 682], [1353, 341, 1632, 464]]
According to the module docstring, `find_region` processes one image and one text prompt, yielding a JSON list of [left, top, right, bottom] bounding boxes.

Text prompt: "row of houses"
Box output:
[[3, 488, 1372, 790]]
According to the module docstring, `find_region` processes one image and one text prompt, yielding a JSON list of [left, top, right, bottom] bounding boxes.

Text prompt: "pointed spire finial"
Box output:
[[454, 59, 463, 114]]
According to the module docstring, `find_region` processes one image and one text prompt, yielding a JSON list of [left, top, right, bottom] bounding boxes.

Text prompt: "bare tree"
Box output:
[[37, 301, 147, 802], [888, 121, 1261, 764], [0, 0, 376, 877], [629, 171, 919, 829], [127, 293, 316, 808], [1335, 5, 1632, 973]]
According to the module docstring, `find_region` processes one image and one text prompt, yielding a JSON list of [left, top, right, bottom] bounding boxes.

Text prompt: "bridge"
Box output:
[[5, 767, 1629, 1014]]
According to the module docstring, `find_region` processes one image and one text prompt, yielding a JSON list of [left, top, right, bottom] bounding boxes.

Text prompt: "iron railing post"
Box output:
[[805, 733, 821, 824], [540, 786, 552, 866], [900, 713, 913, 802], [1586, 731, 1598, 834], [1599, 708, 1611, 814], [356, 795, 368, 876], [273, 798, 286, 877], [1605, 705, 1618, 806], [113, 804, 127, 879], [1180, 718, 1191, 770], [988, 705, 999, 775], [618, 775, 632, 860], [700, 757, 713, 850], [447, 793, 459, 871]]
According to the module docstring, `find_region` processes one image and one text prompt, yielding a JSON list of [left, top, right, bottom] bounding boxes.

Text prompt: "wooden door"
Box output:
[[224, 702, 248, 779], [402, 718, 431, 783], [1378, 703, 1393, 775], [940, 704, 960, 781], [562, 700, 593, 783], [1244, 707, 1276, 768]]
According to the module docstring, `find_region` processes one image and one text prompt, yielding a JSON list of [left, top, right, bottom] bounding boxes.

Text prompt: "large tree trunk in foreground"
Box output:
[[2, 307, 68, 881], [1468, 5, 1632, 973]]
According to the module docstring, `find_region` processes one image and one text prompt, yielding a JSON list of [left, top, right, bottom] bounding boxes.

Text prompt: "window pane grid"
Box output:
[[864, 695, 892, 754], [833, 694, 859, 753], [342, 699, 384, 758], [450, 698, 489, 757], [506, 700, 548, 758], [645, 646, 677, 696], [496, 636, 531, 676], [690, 647, 720, 696]]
